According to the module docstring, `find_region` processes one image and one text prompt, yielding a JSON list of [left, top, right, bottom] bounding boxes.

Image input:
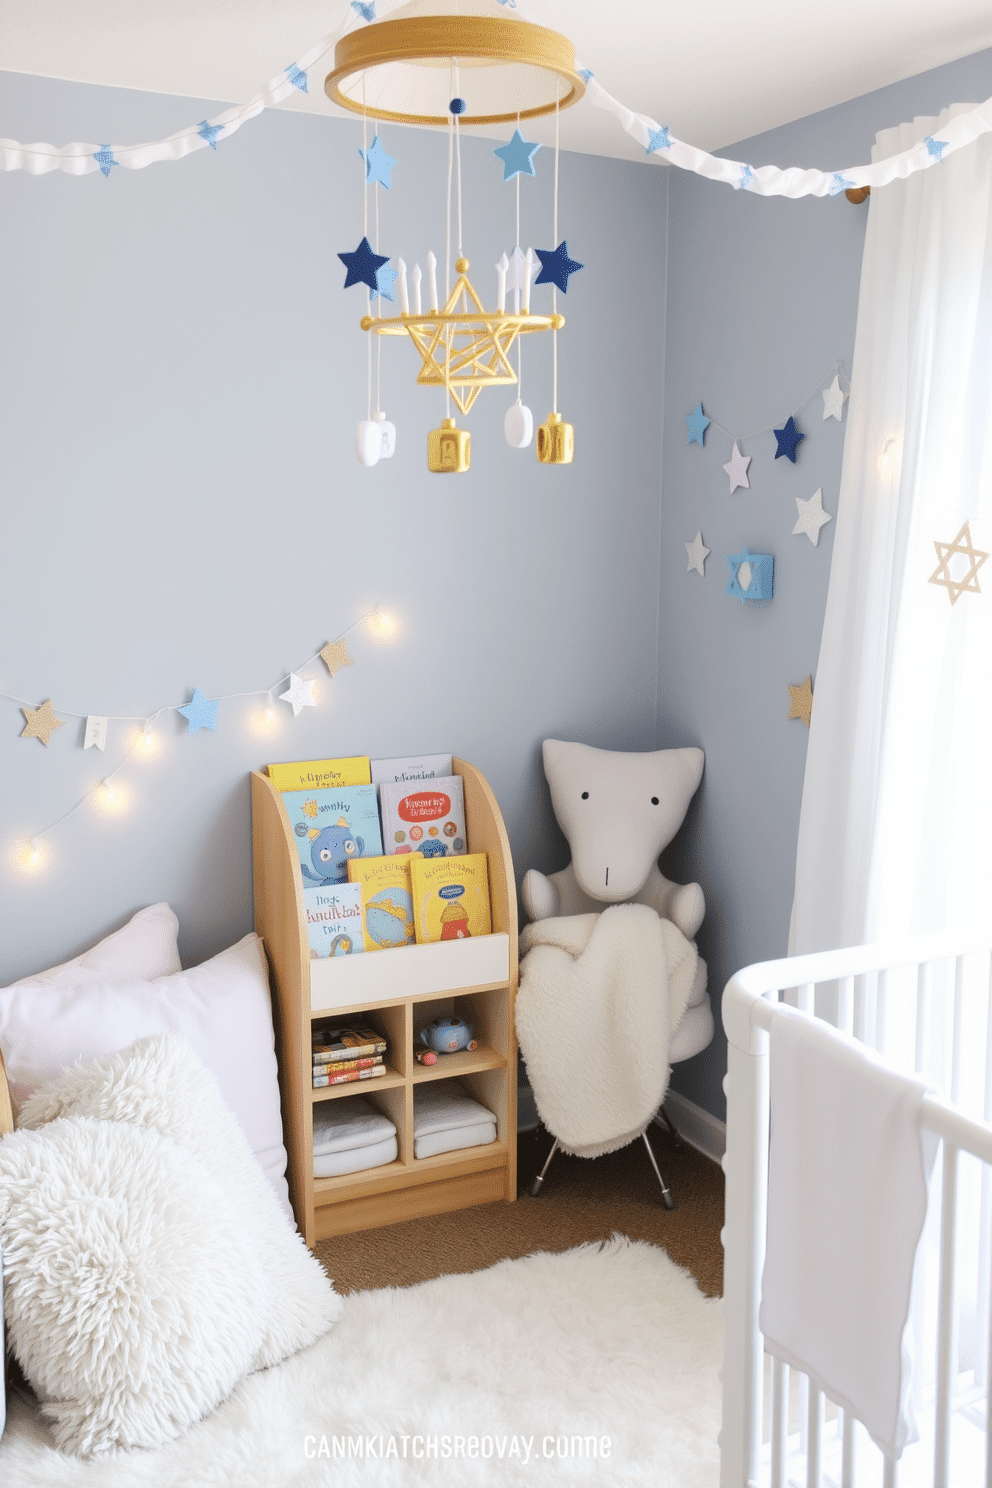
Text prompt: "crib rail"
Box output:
[[721, 934, 992, 1488]]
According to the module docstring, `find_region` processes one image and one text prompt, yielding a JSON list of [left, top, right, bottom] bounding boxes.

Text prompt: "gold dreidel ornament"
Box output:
[[428, 417, 471, 474], [536, 411, 574, 465]]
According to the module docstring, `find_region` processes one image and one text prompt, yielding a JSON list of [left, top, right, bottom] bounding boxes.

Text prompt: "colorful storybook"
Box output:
[[370, 753, 453, 785], [303, 883, 364, 959], [410, 853, 492, 944], [281, 784, 383, 886], [347, 853, 422, 951], [267, 756, 371, 791], [312, 1024, 388, 1063], [379, 775, 466, 859], [313, 1064, 386, 1089]]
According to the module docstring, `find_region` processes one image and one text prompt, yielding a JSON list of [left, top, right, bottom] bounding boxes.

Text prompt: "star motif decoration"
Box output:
[[372, 264, 398, 302], [534, 241, 583, 294], [727, 548, 774, 603], [198, 120, 224, 150], [320, 638, 355, 676], [787, 675, 814, 729], [773, 415, 804, 463], [685, 531, 710, 576], [735, 164, 755, 191], [686, 402, 710, 446], [93, 146, 118, 178], [20, 699, 66, 746], [504, 245, 529, 295], [822, 375, 848, 421], [339, 236, 390, 292], [285, 64, 308, 93], [494, 130, 541, 182], [928, 521, 989, 605], [792, 487, 834, 546], [178, 688, 219, 734], [351, 0, 376, 17], [828, 174, 856, 196], [279, 673, 317, 717], [646, 127, 672, 155], [578, 67, 593, 81], [723, 440, 751, 492], [361, 135, 396, 188], [925, 136, 948, 161]]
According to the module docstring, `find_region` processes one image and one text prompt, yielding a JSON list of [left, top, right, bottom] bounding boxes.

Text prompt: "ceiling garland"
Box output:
[[0, 0, 990, 194]]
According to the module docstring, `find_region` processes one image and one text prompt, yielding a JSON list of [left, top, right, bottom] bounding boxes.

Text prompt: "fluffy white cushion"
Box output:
[[0, 933, 291, 1218], [3, 1034, 343, 1456], [6, 902, 180, 988]]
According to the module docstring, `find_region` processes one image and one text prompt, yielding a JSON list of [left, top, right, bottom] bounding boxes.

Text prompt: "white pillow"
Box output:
[[0, 933, 292, 1219], [6, 901, 181, 988], [4, 1034, 342, 1456]]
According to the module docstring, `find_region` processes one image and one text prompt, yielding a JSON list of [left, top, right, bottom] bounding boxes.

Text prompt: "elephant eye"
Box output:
[[581, 791, 589, 800], [651, 796, 659, 805]]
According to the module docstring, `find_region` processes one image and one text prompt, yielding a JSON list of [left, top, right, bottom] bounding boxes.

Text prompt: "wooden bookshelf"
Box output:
[[251, 759, 518, 1246]]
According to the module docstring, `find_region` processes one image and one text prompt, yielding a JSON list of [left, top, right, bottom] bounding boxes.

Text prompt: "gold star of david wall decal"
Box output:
[[20, 699, 66, 746], [787, 676, 814, 729], [928, 521, 989, 605]]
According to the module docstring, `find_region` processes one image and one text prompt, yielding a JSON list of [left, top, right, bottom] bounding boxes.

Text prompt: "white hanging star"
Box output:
[[723, 441, 751, 493], [685, 531, 710, 576], [279, 673, 317, 717], [822, 375, 848, 421], [792, 488, 834, 546]]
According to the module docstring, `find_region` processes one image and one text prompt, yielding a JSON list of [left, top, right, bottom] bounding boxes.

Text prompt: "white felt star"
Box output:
[[792, 488, 834, 546], [723, 441, 751, 493], [685, 531, 710, 576], [822, 375, 848, 421], [279, 673, 317, 717]]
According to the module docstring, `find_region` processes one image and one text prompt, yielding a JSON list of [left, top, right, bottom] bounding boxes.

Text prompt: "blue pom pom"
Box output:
[[449, 97, 466, 115]]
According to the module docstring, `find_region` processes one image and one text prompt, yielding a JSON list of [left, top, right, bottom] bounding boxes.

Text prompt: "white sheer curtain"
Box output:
[[791, 102, 992, 955]]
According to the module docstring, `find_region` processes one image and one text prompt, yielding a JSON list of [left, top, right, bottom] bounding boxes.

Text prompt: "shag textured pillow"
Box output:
[[2, 1034, 343, 1457]]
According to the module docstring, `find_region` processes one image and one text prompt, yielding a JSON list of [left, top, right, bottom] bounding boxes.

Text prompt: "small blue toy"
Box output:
[[416, 1015, 478, 1065]]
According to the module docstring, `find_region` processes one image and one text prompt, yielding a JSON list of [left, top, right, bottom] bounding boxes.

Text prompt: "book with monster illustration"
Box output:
[[281, 785, 383, 887]]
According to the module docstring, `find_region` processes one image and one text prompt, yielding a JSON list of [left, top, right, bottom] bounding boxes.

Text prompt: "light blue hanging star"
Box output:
[[178, 688, 220, 735], [372, 264, 398, 303], [925, 135, 948, 161], [285, 64, 308, 93], [93, 145, 118, 178], [686, 402, 710, 446], [494, 130, 541, 182], [352, 0, 376, 19], [497, 1, 516, 7], [198, 120, 224, 150], [734, 164, 755, 191], [360, 135, 396, 188], [646, 127, 671, 155], [828, 173, 856, 196], [578, 68, 594, 81]]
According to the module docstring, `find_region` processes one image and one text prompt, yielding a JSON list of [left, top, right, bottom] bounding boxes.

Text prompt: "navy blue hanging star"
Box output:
[[773, 415, 805, 463], [93, 145, 118, 178], [339, 236, 390, 292], [534, 241, 583, 293], [198, 120, 224, 150]]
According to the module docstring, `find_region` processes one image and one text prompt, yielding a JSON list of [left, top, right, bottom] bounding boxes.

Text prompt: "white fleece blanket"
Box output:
[[516, 904, 699, 1158]]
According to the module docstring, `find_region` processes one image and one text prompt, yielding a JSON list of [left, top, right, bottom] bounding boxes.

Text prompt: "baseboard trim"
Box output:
[[663, 1089, 725, 1166]]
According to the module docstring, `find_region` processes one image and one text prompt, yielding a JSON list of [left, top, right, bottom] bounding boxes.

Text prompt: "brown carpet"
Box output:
[[315, 1123, 724, 1298]]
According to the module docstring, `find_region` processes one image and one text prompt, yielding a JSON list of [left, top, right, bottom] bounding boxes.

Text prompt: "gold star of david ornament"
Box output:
[[787, 676, 814, 729], [20, 698, 66, 746], [928, 521, 989, 605]]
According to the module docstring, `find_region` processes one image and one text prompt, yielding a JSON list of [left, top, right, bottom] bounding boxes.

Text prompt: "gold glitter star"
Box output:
[[787, 676, 814, 729], [20, 698, 66, 746], [320, 638, 354, 676], [928, 521, 989, 605]]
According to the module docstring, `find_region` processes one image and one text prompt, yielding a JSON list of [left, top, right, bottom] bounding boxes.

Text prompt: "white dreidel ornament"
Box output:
[[355, 418, 383, 467], [373, 410, 396, 458]]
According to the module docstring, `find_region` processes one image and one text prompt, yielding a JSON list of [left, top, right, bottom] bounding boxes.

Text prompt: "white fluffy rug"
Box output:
[[0, 1236, 721, 1487]]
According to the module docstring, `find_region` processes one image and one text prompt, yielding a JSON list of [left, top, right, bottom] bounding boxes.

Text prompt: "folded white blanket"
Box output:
[[312, 1096, 396, 1156], [414, 1120, 496, 1160], [412, 1081, 495, 1137], [314, 1134, 397, 1178], [516, 904, 699, 1159]]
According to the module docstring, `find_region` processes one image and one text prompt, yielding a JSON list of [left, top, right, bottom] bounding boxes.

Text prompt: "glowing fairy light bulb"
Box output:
[[96, 778, 128, 815], [252, 692, 279, 737], [366, 608, 398, 640], [22, 837, 42, 873]]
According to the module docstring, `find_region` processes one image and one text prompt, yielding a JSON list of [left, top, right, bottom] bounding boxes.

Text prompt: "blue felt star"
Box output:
[[828, 173, 855, 196], [727, 549, 774, 604], [497, 1, 516, 7], [494, 130, 541, 182], [178, 688, 220, 735], [339, 236, 390, 292], [372, 264, 397, 303], [578, 68, 594, 81], [925, 135, 948, 161], [686, 402, 710, 446], [646, 126, 671, 155], [534, 240, 583, 293], [734, 164, 755, 191], [285, 64, 308, 93], [773, 415, 805, 463], [93, 145, 118, 178], [360, 135, 396, 188], [198, 120, 224, 151], [352, 1, 376, 20]]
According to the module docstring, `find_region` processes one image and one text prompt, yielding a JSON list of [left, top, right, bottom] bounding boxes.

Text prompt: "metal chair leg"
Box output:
[[652, 1104, 683, 1148], [529, 1136, 559, 1197], [642, 1131, 675, 1209]]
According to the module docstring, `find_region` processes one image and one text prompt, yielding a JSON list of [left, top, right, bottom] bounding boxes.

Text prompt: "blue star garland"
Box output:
[[372, 264, 398, 303], [198, 121, 224, 151], [773, 415, 805, 462], [646, 127, 672, 155], [494, 130, 541, 182], [93, 146, 118, 178], [339, 236, 390, 292], [360, 135, 396, 188], [828, 173, 855, 196], [534, 241, 583, 293], [925, 136, 948, 161], [285, 65, 308, 93], [351, 1, 377, 20], [578, 68, 594, 81], [735, 164, 755, 191], [178, 688, 220, 734], [686, 402, 710, 446]]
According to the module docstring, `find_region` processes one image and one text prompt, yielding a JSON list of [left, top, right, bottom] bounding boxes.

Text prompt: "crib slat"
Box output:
[[985, 1245, 992, 1488], [770, 1356, 788, 1488], [934, 1142, 960, 1488], [806, 1383, 823, 1488], [915, 961, 931, 1076], [875, 968, 888, 1054], [797, 982, 814, 1016], [837, 976, 854, 1036], [951, 957, 966, 1104], [840, 1410, 855, 1488], [883, 1453, 898, 1488]]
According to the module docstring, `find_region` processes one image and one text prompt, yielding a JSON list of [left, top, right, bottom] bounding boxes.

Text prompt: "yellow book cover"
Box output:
[[267, 756, 371, 791], [410, 853, 491, 944], [347, 854, 422, 951]]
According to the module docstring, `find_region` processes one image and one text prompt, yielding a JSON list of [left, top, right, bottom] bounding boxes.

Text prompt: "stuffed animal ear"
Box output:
[[676, 747, 705, 793], [542, 739, 568, 774]]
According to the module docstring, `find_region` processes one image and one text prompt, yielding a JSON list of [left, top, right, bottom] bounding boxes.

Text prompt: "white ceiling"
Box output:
[[0, 0, 990, 159]]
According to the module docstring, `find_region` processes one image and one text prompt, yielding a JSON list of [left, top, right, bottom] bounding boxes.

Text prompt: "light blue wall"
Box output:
[[0, 72, 667, 981], [661, 46, 992, 1121]]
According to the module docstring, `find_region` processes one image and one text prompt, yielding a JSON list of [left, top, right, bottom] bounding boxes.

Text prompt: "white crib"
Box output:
[[721, 935, 992, 1488]]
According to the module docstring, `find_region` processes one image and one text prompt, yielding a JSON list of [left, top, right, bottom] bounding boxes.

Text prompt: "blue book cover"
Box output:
[[282, 784, 384, 886]]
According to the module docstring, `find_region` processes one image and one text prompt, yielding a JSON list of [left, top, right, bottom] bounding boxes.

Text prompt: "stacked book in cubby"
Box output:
[[312, 1021, 388, 1089]]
